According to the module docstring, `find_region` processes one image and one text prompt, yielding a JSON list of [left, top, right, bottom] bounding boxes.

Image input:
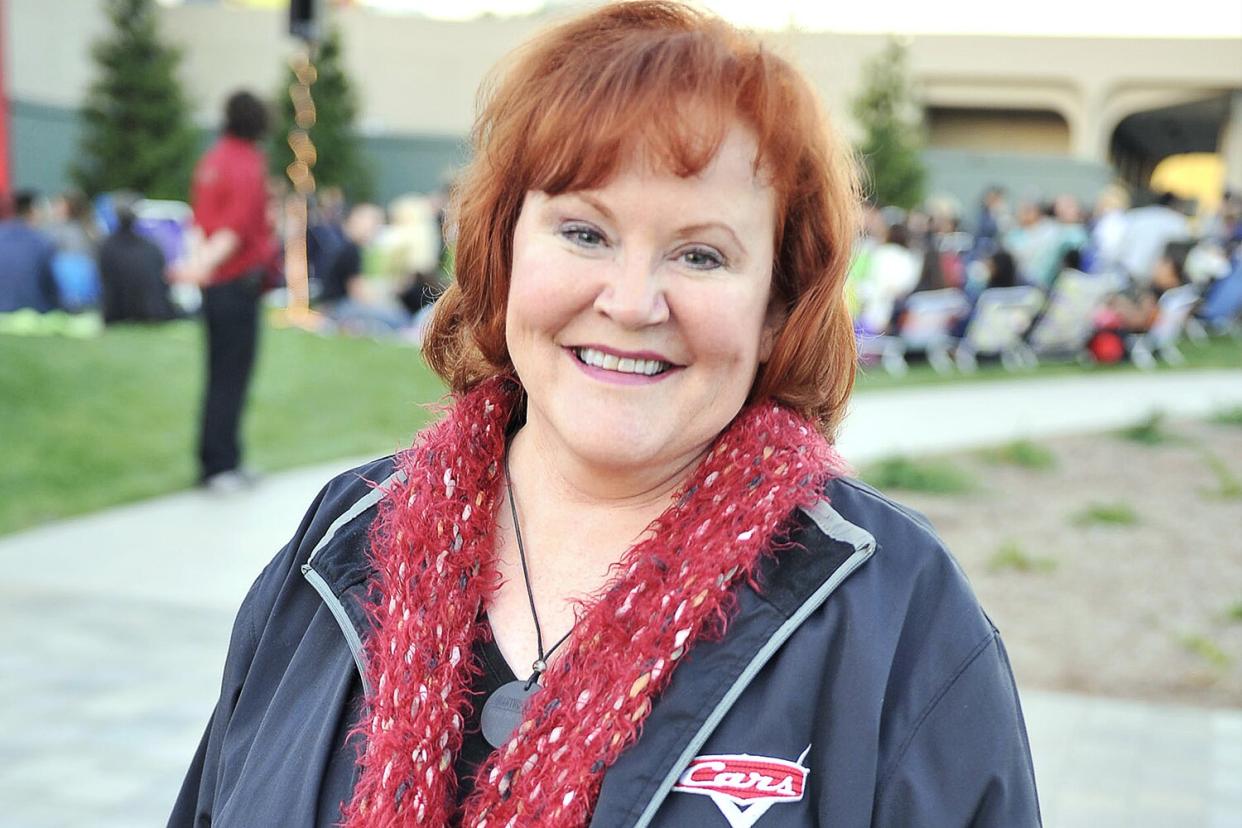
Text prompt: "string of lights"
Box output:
[[281, 44, 319, 325]]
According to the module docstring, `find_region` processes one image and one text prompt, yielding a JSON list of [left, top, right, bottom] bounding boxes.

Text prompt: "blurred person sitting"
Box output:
[[46, 189, 100, 256], [98, 195, 179, 324], [886, 231, 958, 334], [307, 186, 348, 292], [974, 184, 1009, 244], [316, 202, 411, 335], [1048, 194, 1089, 279], [979, 248, 1019, 294], [912, 231, 949, 296], [1090, 185, 1130, 273], [46, 189, 103, 312], [1005, 200, 1059, 286], [855, 220, 919, 334], [1105, 240, 1193, 335], [1117, 191, 1189, 285], [387, 194, 446, 318], [0, 189, 59, 313], [955, 248, 1021, 337], [1201, 189, 1241, 251]]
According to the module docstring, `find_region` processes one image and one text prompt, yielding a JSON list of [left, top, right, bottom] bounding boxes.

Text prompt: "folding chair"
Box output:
[[897, 288, 971, 374], [1028, 269, 1123, 360], [955, 285, 1045, 372], [1128, 284, 1200, 369]]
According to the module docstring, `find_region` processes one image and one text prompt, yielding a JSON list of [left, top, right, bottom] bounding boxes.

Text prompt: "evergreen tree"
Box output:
[[72, 0, 199, 200], [272, 28, 373, 201], [851, 39, 927, 210]]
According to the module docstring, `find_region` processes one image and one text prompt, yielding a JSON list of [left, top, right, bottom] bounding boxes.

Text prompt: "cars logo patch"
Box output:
[[672, 746, 810, 828]]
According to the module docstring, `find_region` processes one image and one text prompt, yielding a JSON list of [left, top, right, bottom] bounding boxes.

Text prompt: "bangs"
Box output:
[[483, 17, 791, 199]]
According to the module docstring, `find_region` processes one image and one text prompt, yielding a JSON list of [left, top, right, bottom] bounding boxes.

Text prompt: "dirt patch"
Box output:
[[888, 419, 1242, 709]]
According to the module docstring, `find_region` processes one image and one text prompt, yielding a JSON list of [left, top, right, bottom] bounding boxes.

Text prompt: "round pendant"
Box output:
[[481, 679, 540, 748]]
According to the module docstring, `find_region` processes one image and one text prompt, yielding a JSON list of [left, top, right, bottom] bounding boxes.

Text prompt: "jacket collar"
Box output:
[[302, 470, 876, 826]]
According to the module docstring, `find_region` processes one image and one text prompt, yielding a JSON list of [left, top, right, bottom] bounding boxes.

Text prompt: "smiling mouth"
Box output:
[[572, 346, 674, 377]]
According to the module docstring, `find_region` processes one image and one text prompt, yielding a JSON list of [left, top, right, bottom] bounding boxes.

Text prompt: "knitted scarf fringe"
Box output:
[[341, 376, 843, 827]]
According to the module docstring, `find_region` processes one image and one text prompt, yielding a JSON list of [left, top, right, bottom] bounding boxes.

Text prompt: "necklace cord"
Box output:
[[504, 447, 573, 688]]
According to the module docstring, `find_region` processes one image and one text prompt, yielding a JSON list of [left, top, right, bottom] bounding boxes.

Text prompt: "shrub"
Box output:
[[988, 540, 1057, 574], [1072, 502, 1139, 527], [979, 439, 1057, 471], [862, 456, 975, 494]]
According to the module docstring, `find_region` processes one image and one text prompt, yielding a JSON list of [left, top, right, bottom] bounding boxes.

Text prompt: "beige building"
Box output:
[[8, 0, 1242, 209]]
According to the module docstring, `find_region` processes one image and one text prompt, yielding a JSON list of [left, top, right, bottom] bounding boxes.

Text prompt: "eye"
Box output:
[[679, 246, 726, 271], [559, 223, 607, 248]]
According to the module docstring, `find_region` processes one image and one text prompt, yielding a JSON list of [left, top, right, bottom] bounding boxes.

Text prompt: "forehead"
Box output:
[[557, 123, 775, 221]]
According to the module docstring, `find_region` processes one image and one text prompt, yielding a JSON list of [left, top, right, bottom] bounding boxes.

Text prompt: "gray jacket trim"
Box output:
[[306, 468, 406, 566], [302, 565, 372, 695], [301, 468, 406, 695]]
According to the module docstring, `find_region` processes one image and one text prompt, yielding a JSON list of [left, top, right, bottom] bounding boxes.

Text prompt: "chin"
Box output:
[[563, 419, 681, 470]]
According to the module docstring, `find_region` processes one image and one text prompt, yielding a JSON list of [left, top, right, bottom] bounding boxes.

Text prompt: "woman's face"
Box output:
[[505, 123, 780, 478]]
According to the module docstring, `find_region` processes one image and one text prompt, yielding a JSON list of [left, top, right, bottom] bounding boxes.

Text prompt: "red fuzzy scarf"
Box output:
[[343, 376, 843, 827]]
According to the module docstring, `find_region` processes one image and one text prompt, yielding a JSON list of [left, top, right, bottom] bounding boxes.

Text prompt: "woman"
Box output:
[[170, 3, 1039, 826]]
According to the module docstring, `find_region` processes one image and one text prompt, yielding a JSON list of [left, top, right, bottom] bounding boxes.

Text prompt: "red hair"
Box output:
[[424, 0, 861, 437]]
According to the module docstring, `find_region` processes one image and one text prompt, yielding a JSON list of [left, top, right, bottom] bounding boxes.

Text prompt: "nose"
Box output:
[[593, 254, 670, 328]]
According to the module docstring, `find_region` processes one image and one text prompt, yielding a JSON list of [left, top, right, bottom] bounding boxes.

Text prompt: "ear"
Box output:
[[758, 299, 786, 363]]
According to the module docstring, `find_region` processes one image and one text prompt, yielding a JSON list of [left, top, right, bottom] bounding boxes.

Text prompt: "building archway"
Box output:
[[1109, 93, 1233, 193]]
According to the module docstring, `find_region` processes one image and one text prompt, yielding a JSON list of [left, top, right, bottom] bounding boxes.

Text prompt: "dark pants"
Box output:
[[198, 273, 261, 480]]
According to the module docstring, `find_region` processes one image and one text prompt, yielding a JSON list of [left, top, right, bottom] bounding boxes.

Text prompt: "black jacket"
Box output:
[[170, 457, 1040, 827]]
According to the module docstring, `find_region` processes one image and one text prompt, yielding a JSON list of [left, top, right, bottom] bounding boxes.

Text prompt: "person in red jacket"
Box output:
[[179, 91, 275, 491]]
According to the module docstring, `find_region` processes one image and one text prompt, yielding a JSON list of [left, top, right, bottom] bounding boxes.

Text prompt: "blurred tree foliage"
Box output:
[[271, 28, 374, 201], [72, 0, 199, 200], [852, 39, 927, 210]]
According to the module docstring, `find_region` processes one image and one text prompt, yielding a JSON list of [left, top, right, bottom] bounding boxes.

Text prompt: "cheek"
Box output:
[[677, 282, 772, 364], [507, 245, 595, 346]]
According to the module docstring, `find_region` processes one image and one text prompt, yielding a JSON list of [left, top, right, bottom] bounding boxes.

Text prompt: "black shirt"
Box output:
[[455, 617, 519, 807]]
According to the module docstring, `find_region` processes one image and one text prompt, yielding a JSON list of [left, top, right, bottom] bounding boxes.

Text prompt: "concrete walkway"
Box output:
[[1, 369, 1240, 826]]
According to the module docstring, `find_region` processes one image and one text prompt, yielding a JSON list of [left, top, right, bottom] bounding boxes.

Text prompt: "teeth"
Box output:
[[575, 348, 669, 376]]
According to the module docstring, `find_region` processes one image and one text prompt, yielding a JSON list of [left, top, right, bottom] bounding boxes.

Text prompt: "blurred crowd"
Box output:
[[300, 186, 450, 342], [849, 186, 1242, 368], [0, 182, 451, 343], [3, 179, 1241, 366]]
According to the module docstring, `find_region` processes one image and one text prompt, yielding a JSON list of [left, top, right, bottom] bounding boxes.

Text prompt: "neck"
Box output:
[[508, 420, 705, 523]]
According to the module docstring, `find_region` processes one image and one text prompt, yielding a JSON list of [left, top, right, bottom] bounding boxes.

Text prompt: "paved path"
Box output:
[[2, 369, 1240, 826]]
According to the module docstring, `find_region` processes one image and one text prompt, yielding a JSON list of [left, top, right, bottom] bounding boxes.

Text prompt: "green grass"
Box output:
[[1117, 411, 1179, 446], [1072, 501, 1140, 527], [988, 540, 1057, 574], [854, 334, 1242, 392], [1179, 634, 1232, 668], [1210, 405, 1242, 427], [1224, 601, 1242, 624], [861, 455, 975, 494], [1198, 448, 1242, 500], [0, 319, 445, 535], [2, 323, 1239, 536], [978, 439, 1058, 471]]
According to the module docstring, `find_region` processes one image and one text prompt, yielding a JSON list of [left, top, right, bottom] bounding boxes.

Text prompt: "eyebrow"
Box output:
[[569, 193, 616, 223], [564, 194, 747, 257], [677, 222, 746, 256]]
